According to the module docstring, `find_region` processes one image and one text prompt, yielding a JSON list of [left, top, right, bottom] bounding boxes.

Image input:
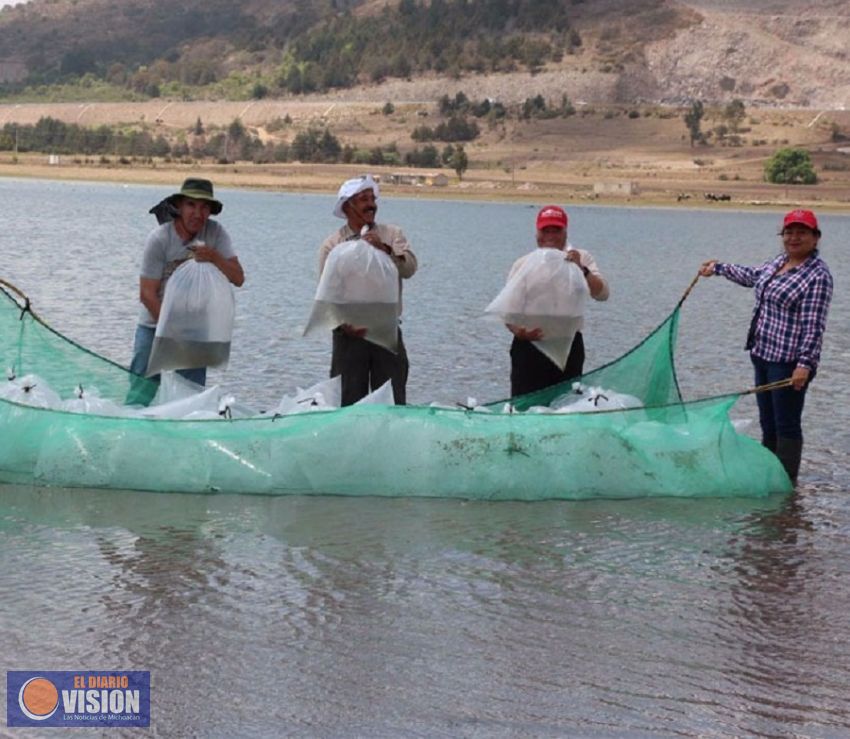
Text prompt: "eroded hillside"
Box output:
[[639, 0, 850, 107]]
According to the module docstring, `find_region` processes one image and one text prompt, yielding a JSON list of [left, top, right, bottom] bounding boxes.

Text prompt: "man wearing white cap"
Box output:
[[318, 174, 418, 405]]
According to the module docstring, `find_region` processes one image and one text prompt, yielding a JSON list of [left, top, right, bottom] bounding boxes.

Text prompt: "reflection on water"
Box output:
[[720, 496, 850, 735], [2, 485, 850, 735], [2, 180, 850, 734]]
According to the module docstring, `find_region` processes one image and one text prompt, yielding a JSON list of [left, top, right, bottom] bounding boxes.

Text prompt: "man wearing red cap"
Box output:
[[699, 209, 833, 483], [506, 205, 610, 396]]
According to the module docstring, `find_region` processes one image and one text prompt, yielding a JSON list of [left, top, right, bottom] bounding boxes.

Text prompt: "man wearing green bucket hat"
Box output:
[[128, 178, 245, 402]]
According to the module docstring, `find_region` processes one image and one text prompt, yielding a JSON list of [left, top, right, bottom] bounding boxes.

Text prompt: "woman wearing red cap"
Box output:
[[699, 209, 833, 483]]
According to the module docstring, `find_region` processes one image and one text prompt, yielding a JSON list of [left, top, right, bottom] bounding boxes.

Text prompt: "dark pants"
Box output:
[[510, 332, 585, 397], [751, 355, 810, 445], [331, 328, 408, 406]]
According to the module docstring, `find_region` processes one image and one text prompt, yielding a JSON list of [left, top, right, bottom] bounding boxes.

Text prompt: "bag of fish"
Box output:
[[146, 255, 235, 376], [303, 239, 400, 352], [485, 248, 588, 369]]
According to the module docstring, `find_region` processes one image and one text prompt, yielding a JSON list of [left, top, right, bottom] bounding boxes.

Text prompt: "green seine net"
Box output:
[[0, 283, 791, 499]]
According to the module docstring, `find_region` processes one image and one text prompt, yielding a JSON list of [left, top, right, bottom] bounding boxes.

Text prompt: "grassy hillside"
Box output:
[[0, 0, 691, 101]]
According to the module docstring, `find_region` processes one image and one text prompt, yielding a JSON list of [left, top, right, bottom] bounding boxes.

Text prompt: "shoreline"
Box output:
[[3, 157, 849, 214]]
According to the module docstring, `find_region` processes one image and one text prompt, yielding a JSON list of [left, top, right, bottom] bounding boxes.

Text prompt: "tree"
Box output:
[[764, 148, 817, 185], [433, 116, 479, 142], [228, 118, 246, 141], [405, 145, 440, 168], [521, 94, 547, 119], [283, 66, 303, 94], [291, 128, 341, 163], [411, 125, 435, 142], [724, 99, 746, 132], [683, 100, 704, 147], [559, 94, 576, 117], [60, 48, 96, 77], [450, 144, 468, 180]]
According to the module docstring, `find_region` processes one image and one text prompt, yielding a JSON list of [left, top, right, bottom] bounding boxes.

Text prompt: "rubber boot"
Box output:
[[762, 436, 777, 453], [775, 437, 803, 484]]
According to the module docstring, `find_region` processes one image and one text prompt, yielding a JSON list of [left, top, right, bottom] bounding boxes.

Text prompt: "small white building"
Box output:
[[388, 173, 423, 186], [593, 181, 639, 196], [427, 173, 449, 187]]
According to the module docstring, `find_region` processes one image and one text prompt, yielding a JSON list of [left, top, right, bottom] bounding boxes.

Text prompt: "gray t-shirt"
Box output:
[[137, 220, 235, 327]]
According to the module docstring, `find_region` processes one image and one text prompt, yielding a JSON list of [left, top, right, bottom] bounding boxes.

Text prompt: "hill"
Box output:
[[2, 0, 846, 109]]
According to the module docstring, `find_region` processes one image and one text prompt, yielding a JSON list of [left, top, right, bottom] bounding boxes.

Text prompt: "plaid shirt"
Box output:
[[715, 251, 832, 370]]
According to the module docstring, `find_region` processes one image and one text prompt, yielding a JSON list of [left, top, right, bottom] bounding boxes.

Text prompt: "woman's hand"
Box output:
[[698, 260, 718, 277], [791, 366, 810, 391]]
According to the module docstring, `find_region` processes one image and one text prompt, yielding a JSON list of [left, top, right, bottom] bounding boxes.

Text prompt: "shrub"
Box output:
[[764, 147, 817, 185]]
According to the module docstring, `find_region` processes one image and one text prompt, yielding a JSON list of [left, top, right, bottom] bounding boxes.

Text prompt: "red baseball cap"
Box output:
[[782, 209, 818, 231], [536, 205, 568, 230]]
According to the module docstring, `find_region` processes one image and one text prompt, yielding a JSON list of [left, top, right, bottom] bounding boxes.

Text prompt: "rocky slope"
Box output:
[[636, 0, 850, 108], [316, 0, 850, 109]]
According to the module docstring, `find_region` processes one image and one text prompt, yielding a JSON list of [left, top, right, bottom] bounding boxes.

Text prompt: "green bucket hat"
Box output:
[[168, 178, 223, 215]]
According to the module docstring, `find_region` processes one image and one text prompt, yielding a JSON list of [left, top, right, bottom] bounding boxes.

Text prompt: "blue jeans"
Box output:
[[751, 355, 811, 444], [130, 325, 207, 387]]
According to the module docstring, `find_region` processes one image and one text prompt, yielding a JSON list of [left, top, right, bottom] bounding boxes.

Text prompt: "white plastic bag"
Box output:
[[485, 249, 589, 370], [549, 385, 643, 414], [273, 376, 342, 416], [354, 380, 396, 406], [140, 384, 223, 419], [0, 374, 62, 408], [150, 371, 206, 405], [146, 259, 235, 376], [303, 239, 400, 352], [61, 385, 133, 417]]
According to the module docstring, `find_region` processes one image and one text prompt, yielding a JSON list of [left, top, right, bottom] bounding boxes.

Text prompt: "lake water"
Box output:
[[1, 177, 849, 735]]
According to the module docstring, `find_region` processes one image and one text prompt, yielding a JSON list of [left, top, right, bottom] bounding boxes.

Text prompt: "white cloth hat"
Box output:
[[333, 174, 380, 219]]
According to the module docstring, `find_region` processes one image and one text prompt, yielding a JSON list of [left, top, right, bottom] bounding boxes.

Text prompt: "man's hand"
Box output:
[[567, 250, 607, 298], [340, 323, 368, 338], [361, 230, 392, 255], [507, 323, 544, 341], [190, 244, 245, 286], [191, 244, 219, 264]]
